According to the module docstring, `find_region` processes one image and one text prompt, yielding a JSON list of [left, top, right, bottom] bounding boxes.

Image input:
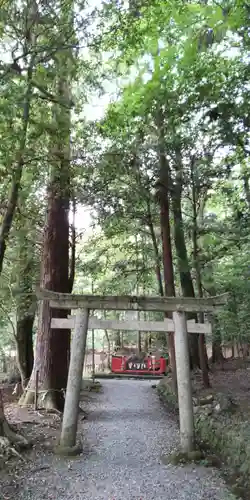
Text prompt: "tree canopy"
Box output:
[[0, 0, 249, 385]]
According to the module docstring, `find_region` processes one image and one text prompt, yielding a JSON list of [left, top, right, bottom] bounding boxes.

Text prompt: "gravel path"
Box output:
[[2, 380, 232, 500]]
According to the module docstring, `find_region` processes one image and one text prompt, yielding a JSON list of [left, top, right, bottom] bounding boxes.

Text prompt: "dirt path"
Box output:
[[1, 380, 232, 500]]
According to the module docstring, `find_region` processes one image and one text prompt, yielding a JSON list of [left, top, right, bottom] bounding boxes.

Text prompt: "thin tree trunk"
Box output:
[[0, 47, 34, 274], [160, 195, 177, 374], [144, 334, 149, 352], [191, 166, 210, 387], [242, 172, 250, 210], [212, 337, 224, 363], [146, 201, 164, 296], [155, 112, 177, 393], [68, 197, 76, 293], [211, 312, 224, 363], [207, 281, 224, 363], [135, 234, 142, 352], [0, 2, 38, 440], [0, 348, 7, 373], [141, 234, 150, 352], [171, 185, 200, 369], [114, 331, 121, 349], [104, 330, 111, 369]]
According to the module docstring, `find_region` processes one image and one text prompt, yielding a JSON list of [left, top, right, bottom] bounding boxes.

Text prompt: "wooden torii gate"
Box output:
[[37, 289, 228, 455]]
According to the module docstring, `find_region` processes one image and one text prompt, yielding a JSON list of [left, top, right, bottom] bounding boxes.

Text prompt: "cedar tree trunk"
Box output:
[[21, 176, 71, 410], [171, 186, 200, 369], [155, 116, 177, 392], [190, 167, 210, 387]]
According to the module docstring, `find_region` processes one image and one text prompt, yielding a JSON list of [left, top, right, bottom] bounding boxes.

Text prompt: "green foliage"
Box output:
[[0, 0, 250, 354], [158, 379, 250, 497], [78, 0, 250, 349], [0, 0, 98, 350]]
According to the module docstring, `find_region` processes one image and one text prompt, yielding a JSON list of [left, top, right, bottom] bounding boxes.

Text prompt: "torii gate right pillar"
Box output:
[[173, 310, 194, 453]]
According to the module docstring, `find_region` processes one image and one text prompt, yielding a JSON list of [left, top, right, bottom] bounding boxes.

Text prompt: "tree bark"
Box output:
[[211, 339, 224, 363], [68, 197, 76, 293], [171, 186, 200, 369], [211, 315, 224, 363], [103, 310, 111, 368], [21, 9, 75, 410], [104, 330, 111, 369], [190, 165, 210, 387], [0, 347, 7, 373], [159, 195, 177, 382], [15, 226, 36, 388], [207, 281, 224, 363], [114, 331, 121, 349], [0, 41, 34, 274], [16, 314, 34, 388], [21, 169, 71, 410], [0, 2, 38, 437], [155, 112, 177, 393], [22, 93, 73, 411], [242, 171, 250, 210], [146, 201, 164, 296], [135, 234, 142, 352]]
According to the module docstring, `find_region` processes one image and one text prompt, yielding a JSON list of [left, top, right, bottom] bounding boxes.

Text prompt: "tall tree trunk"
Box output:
[[68, 197, 76, 293], [211, 336, 224, 363], [146, 201, 164, 296], [240, 162, 250, 210], [211, 312, 224, 363], [113, 312, 122, 349], [155, 112, 177, 392], [137, 330, 142, 352], [15, 225, 36, 388], [104, 330, 111, 369], [135, 234, 142, 352], [207, 279, 224, 363], [171, 184, 200, 369], [114, 331, 121, 349], [0, 22, 35, 274], [190, 166, 210, 387], [21, 172, 71, 410], [0, 1, 38, 441], [0, 348, 7, 373], [16, 315, 34, 389], [21, 23, 74, 410], [159, 195, 177, 381]]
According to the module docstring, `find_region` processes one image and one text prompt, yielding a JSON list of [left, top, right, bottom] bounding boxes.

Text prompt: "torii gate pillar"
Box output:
[[55, 309, 89, 455], [173, 310, 194, 453]]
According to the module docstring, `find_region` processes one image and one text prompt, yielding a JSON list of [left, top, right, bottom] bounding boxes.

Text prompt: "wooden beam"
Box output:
[[51, 316, 212, 334], [37, 288, 228, 313]]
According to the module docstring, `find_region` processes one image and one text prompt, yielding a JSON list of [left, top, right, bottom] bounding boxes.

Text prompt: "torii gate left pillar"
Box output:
[[57, 309, 89, 454]]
